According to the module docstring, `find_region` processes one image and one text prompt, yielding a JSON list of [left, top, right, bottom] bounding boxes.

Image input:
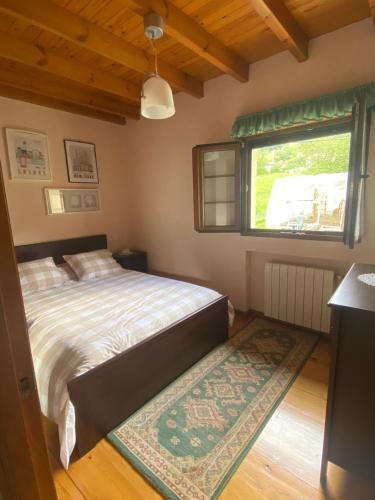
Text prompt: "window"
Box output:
[[193, 143, 241, 232], [244, 123, 352, 240], [193, 116, 368, 244]]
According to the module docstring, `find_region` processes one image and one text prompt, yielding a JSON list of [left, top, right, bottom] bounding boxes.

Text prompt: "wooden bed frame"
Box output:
[[15, 235, 229, 457]]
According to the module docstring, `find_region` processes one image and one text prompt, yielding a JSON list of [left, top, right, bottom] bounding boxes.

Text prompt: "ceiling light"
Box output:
[[141, 75, 175, 119], [141, 12, 175, 120]]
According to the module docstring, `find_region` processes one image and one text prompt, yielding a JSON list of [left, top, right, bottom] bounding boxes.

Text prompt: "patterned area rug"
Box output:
[[108, 319, 318, 499]]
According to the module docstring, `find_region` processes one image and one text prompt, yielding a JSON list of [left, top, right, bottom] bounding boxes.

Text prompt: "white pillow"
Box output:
[[63, 249, 122, 281], [18, 257, 70, 295]]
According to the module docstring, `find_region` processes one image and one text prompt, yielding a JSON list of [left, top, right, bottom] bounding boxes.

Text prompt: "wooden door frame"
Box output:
[[0, 163, 56, 500]]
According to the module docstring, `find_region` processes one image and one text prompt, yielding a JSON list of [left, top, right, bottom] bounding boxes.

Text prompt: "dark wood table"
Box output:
[[113, 250, 148, 273]]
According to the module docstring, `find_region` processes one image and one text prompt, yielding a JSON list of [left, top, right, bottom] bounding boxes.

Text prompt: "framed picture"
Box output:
[[5, 128, 51, 181], [64, 140, 98, 183], [45, 188, 100, 214]]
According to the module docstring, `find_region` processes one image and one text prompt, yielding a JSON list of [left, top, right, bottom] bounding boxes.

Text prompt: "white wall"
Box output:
[[0, 98, 129, 250], [122, 19, 375, 311]]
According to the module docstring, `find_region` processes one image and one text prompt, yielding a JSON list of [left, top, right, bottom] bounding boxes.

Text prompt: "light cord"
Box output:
[[149, 38, 158, 76]]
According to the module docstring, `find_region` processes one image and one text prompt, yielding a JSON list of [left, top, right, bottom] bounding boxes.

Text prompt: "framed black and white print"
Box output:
[[45, 188, 100, 214], [64, 140, 99, 184]]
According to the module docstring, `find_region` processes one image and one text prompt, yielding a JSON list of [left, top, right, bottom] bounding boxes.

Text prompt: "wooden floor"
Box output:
[[46, 313, 375, 500]]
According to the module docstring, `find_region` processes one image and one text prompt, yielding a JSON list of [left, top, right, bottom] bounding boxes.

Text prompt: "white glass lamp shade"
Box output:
[[141, 75, 175, 119]]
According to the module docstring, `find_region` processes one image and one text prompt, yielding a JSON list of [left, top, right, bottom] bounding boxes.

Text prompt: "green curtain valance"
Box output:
[[231, 82, 375, 138]]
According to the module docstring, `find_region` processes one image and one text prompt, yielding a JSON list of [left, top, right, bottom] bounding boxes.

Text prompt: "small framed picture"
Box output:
[[64, 140, 98, 184], [5, 128, 51, 181], [45, 188, 100, 214]]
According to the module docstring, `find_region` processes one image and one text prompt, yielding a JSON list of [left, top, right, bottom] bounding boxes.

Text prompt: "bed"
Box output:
[[16, 235, 229, 468]]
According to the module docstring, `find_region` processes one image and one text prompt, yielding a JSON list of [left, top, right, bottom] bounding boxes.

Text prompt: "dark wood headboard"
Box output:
[[15, 234, 107, 264]]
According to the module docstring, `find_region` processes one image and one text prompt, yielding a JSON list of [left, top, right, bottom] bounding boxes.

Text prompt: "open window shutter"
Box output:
[[193, 142, 242, 232], [344, 98, 370, 248]]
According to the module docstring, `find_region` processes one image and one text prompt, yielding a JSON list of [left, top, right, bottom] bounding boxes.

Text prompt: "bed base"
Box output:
[[68, 295, 229, 457]]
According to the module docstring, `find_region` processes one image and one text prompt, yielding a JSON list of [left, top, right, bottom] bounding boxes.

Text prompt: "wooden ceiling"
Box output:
[[0, 0, 371, 124]]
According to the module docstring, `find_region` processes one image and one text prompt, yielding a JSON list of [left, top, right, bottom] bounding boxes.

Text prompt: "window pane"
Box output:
[[250, 132, 351, 232], [204, 202, 236, 226], [203, 150, 235, 176], [204, 176, 235, 203]]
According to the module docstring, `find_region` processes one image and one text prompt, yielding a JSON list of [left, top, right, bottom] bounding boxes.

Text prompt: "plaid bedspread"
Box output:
[[23, 269, 228, 468]]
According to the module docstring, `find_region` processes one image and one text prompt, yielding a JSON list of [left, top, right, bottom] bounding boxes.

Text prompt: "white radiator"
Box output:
[[264, 263, 334, 334]]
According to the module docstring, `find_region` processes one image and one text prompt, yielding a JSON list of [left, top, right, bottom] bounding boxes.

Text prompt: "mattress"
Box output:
[[23, 269, 230, 468]]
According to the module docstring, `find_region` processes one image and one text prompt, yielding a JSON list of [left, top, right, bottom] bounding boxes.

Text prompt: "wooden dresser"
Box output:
[[321, 263, 375, 483]]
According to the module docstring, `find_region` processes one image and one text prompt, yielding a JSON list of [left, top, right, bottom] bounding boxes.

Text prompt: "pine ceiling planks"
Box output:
[[0, 0, 370, 125], [121, 0, 250, 81], [249, 0, 309, 61]]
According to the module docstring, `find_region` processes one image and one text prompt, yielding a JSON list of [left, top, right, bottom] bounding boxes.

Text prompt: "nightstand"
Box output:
[[113, 251, 148, 273]]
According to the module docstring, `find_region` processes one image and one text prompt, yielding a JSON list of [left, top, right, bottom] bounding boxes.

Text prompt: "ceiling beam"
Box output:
[[121, 0, 249, 82], [0, 31, 140, 106], [0, 59, 137, 119], [250, 0, 308, 62], [0, 84, 126, 125], [370, 0, 375, 24], [0, 0, 203, 98]]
